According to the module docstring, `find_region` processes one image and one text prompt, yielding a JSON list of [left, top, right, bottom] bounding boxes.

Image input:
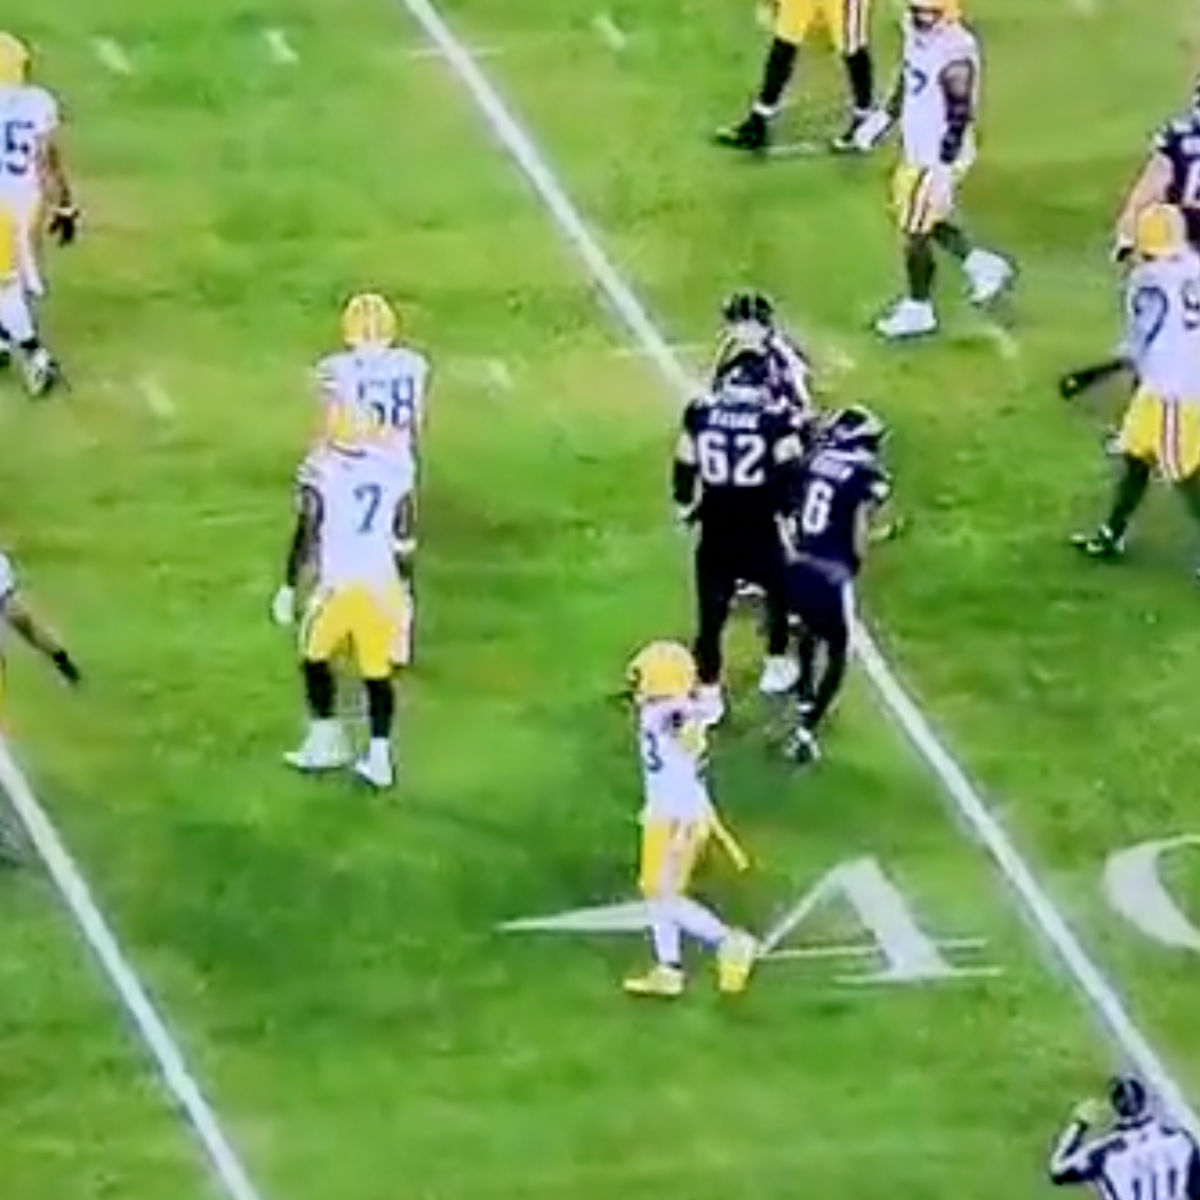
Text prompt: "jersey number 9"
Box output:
[[696, 430, 768, 487]]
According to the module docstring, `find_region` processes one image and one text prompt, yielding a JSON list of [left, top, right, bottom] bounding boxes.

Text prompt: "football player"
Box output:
[[623, 640, 757, 999], [1114, 83, 1200, 259], [1072, 205, 1200, 573], [715, 0, 877, 153], [780, 405, 889, 764], [852, 0, 1013, 339], [675, 350, 806, 719], [272, 443, 416, 789], [0, 31, 77, 395]]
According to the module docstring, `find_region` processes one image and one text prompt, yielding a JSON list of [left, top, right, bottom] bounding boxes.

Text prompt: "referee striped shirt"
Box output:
[[1050, 1116, 1200, 1200]]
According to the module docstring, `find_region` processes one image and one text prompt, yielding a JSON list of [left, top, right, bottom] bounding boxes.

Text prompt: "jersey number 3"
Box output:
[[696, 430, 767, 487]]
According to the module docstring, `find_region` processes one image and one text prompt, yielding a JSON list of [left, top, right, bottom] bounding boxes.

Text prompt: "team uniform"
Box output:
[[1116, 103, 1200, 259], [0, 33, 72, 395], [284, 445, 414, 788], [854, 1, 1012, 340], [674, 356, 805, 711], [1074, 205, 1200, 572], [1049, 1078, 1200, 1200], [623, 641, 756, 999], [781, 409, 889, 762], [715, 0, 876, 153]]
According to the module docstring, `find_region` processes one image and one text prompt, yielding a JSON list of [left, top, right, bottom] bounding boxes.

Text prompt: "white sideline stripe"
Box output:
[[592, 13, 629, 51], [395, 0, 1200, 1134], [763, 936, 986, 962], [263, 29, 300, 64], [137, 375, 177, 418], [92, 37, 133, 75], [0, 739, 267, 1200]]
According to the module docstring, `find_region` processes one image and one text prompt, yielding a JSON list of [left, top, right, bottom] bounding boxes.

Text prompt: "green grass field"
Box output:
[[2, 0, 1200, 1196]]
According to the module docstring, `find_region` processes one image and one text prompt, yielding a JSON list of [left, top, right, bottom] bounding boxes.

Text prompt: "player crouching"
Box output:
[[852, 0, 1012, 339], [1072, 205, 1200, 572], [272, 443, 416, 789], [624, 641, 758, 998]]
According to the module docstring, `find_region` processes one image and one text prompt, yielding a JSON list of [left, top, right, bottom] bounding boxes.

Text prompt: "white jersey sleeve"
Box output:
[[0, 551, 16, 602], [638, 699, 715, 823]]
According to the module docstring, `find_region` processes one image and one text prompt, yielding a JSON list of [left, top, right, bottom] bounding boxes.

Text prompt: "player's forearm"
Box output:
[[44, 140, 73, 208], [283, 514, 312, 587], [672, 459, 698, 509], [1047, 1122, 1094, 1185], [883, 73, 904, 120]]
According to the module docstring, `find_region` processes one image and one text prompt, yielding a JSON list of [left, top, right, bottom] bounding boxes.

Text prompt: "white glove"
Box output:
[[271, 584, 295, 627], [852, 108, 893, 152], [675, 503, 698, 528]]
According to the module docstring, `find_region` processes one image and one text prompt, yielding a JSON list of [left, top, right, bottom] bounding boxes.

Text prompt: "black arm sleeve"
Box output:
[[939, 66, 974, 163], [673, 459, 698, 508]]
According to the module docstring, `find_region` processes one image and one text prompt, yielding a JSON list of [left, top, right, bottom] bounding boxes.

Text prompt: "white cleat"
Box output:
[[965, 250, 1014, 306], [23, 347, 60, 398], [758, 655, 801, 696], [284, 722, 350, 773], [874, 298, 938, 341], [694, 683, 725, 727], [353, 741, 395, 789]]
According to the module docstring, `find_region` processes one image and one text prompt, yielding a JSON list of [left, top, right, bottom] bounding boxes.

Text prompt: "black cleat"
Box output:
[[0, 342, 10, 370], [830, 114, 867, 153], [1070, 526, 1125, 561], [715, 112, 770, 154], [785, 724, 821, 765]]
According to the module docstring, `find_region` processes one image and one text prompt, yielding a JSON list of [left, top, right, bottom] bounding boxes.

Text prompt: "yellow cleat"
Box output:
[[716, 930, 758, 995], [623, 964, 685, 998]]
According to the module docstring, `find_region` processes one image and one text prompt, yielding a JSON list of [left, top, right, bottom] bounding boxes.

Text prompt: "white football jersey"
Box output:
[[0, 84, 59, 205], [315, 345, 429, 470], [900, 20, 980, 169], [1125, 252, 1200, 402], [313, 449, 413, 594], [637, 698, 715, 824]]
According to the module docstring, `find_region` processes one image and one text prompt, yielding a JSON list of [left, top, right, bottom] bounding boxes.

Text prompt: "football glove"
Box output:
[[271, 585, 296, 627], [675, 503, 699, 528], [852, 109, 893, 152], [1111, 237, 1134, 265], [1072, 1098, 1107, 1126], [47, 205, 80, 246]]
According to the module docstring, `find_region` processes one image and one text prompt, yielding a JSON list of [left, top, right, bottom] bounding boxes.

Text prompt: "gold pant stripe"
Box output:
[[904, 169, 934, 234]]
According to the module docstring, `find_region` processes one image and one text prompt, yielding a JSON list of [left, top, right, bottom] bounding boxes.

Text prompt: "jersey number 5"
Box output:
[[0, 120, 35, 177], [696, 430, 768, 487]]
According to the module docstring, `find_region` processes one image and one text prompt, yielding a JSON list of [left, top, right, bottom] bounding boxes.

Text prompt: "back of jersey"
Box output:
[[0, 84, 56, 203], [317, 345, 429, 462], [1101, 1122, 1200, 1200], [1126, 253, 1200, 402], [688, 390, 792, 527], [315, 449, 412, 594], [1158, 113, 1200, 245], [789, 447, 888, 575]]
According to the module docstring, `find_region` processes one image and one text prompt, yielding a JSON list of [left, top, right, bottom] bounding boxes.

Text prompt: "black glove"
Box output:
[[47, 205, 80, 246], [50, 648, 82, 685]]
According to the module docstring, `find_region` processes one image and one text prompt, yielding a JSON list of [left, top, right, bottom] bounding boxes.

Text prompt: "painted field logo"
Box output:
[[503, 856, 1000, 986], [1105, 835, 1200, 952]]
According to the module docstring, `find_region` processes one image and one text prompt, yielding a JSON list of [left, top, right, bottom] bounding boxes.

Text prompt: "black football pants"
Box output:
[[786, 557, 852, 730], [692, 528, 789, 685]]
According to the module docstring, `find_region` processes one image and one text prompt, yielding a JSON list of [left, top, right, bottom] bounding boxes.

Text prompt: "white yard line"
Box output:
[[263, 29, 301, 65], [393, 0, 1200, 1133], [763, 936, 986, 962], [92, 37, 133, 75], [0, 740, 267, 1200], [483, 357, 514, 391], [591, 13, 629, 52], [137, 375, 177, 419]]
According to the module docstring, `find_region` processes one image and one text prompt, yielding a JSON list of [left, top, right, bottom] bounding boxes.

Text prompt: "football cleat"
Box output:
[[830, 112, 872, 154], [875, 298, 938, 340], [759, 655, 801, 696], [1070, 526, 1125, 561], [284, 722, 351, 772], [353, 743, 395, 790], [694, 683, 726, 728], [785, 724, 822, 765], [624, 964, 685, 998], [734, 580, 766, 601], [965, 250, 1015, 305], [714, 112, 770, 154], [24, 348, 61, 399], [716, 930, 758, 994]]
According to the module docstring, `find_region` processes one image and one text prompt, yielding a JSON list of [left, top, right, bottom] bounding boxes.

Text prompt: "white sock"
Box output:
[[648, 902, 682, 966], [0, 280, 34, 344], [311, 717, 339, 739], [669, 896, 729, 948]]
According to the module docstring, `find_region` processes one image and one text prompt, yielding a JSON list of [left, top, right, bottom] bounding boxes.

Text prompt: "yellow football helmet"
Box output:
[[627, 640, 697, 702], [909, 0, 960, 29], [341, 292, 398, 349], [0, 32, 30, 85], [1134, 204, 1188, 260]]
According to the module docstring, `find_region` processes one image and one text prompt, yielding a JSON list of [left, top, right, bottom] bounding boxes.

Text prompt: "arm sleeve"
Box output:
[[1047, 1123, 1101, 1185]]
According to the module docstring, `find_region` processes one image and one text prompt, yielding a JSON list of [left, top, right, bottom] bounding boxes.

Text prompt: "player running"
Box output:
[[0, 31, 77, 395], [780, 405, 889, 764], [852, 0, 1012, 340], [674, 350, 806, 720], [1115, 83, 1200, 259], [623, 640, 756, 999], [1049, 1077, 1200, 1200], [715, 0, 877, 153], [274, 443, 416, 789], [1072, 205, 1200, 572]]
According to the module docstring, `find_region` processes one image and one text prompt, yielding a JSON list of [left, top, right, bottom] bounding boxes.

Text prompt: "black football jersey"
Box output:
[[787, 446, 890, 577], [1155, 113, 1200, 245], [681, 391, 800, 528]]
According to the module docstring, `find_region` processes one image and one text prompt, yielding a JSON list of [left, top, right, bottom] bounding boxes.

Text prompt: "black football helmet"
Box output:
[[716, 347, 772, 402], [1109, 1076, 1151, 1124], [824, 404, 887, 453], [721, 290, 776, 328]]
